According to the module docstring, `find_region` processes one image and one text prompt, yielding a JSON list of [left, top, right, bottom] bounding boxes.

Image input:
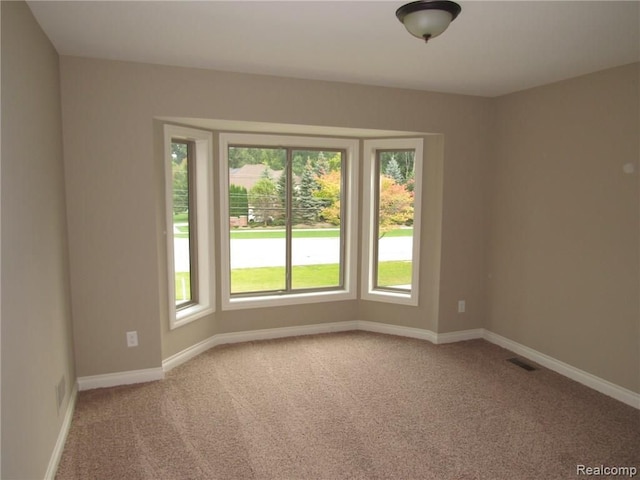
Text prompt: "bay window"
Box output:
[[220, 134, 358, 310]]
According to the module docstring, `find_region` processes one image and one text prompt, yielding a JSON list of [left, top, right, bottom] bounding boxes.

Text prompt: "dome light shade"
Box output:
[[396, 0, 462, 43]]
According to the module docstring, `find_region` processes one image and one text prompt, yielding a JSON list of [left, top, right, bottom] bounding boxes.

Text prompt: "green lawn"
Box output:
[[173, 213, 189, 223], [173, 220, 413, 240], [230, 264, 341, 293], [231, 229, 340, 239], [175, 272, 192, 302], [179, 261, 409, 297], [377, 261, 413, 288], [228, 227, 413, 240], [175, 261, 411, 299]]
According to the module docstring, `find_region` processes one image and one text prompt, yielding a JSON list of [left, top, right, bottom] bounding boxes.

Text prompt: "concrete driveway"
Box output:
[[174, 235, 412, 271]]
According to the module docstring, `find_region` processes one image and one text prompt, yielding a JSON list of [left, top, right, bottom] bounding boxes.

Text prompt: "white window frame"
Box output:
[[361, 138, 423, 306], [219, 133, 358, 310], [164, 125, 215, 329]]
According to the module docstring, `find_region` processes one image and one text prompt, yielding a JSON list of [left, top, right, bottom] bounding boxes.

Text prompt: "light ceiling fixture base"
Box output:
[[396, 0, 461, 43]]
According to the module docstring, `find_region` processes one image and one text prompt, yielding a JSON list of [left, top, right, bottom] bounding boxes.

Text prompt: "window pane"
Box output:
[[228, 147, 287, 294], [376, 150, 415, 291], [171, 140, 194, 305], [291, 150, 343, 290]]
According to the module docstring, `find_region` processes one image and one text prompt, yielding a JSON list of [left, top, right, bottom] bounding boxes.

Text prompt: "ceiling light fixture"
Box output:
[[396, 0, 461, 43]]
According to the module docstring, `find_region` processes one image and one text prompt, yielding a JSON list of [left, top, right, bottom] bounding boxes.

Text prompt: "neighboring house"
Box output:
[[229, 164, 282, 191], [229, 164, 283, 226]]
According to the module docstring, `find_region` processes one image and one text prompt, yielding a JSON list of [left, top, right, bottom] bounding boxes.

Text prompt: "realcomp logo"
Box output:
[[576, 465, 638, 477]]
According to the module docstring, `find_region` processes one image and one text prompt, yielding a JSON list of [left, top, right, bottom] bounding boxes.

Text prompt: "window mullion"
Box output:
[[187, 140, 199, 304], [285, 148, 293, 292], [372, 152, 381, 290], [338, 151, 347, 288]]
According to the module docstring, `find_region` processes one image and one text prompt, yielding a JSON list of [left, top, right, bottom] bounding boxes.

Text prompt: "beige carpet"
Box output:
[[56, 331, 639, 479]]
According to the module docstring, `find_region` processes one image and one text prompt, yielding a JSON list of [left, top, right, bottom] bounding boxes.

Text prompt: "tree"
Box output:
[[325, 152, 342, 172], [385, 157, 404, 185], [171, 142, 189, 215], [378, 176, 413, 236], [229, 184, 248, 217], [228, 147, 286, 170], [294, 159, 321, 224], [315, 170, 341, 225], [249, 177, 279, 226], [273, 170, 287, 226], [379, 150, 415, 185], [313, 151, 330, 177]]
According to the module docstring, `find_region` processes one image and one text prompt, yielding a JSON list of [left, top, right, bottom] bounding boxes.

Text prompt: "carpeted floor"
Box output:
[[56, 331, 639, 479]]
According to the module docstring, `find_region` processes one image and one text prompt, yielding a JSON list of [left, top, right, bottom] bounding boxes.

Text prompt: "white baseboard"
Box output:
[[77, 367, 164, 391], [356, 320, 438, 342], [162, 322, 483, 373], [483, 330, 640, 409], [163, 321, 360, 372], [162, 335, 223, 373], [163, 320, 441, 374], [434, 328, 484, 344], [215, 320, 361, 346], [89, 321, 637, 410], [44, 384, 78, 480]]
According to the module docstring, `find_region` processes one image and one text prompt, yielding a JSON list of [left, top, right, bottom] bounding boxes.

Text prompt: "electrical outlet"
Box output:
[[457, 300, 466, 313], [126, 331, 138, 347]]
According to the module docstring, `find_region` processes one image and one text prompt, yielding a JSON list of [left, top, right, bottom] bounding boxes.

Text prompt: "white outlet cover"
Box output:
[[126, 331, 138, 347], [457, 300, 466, 313]]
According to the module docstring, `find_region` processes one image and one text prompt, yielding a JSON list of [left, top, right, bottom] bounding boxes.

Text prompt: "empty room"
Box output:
[[2, 1, 638, 479]]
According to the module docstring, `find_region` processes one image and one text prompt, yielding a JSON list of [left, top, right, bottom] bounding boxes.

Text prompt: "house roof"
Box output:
[[229, 164, 283, 191]]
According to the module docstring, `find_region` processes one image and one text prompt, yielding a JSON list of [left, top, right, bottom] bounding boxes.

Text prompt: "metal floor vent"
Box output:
[[507, 357, 537, 371]]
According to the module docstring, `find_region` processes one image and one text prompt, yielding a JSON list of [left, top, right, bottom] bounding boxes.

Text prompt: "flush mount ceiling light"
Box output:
[[396, 0, 462, 43]]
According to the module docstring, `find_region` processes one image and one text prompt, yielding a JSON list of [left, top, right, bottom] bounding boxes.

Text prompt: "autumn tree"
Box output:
[[314, 170, 341, 225], [378, 176, 413, 236]]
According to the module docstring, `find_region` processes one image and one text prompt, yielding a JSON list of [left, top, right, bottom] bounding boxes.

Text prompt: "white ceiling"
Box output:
[[27, 1, 640, 97]]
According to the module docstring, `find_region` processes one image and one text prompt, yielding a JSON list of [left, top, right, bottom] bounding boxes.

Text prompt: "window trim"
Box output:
[[164, 125, 215, 329], [361, 138, 424, 306], [219, 133, 359, 310], [172, 138, 199, 310]]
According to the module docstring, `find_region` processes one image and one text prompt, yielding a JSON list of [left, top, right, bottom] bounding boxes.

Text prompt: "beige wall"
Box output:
[[488, 63, 640, 393], [60, 56, 491, 372], [1, 2, 76, 478], [1, 6, 638, 477]]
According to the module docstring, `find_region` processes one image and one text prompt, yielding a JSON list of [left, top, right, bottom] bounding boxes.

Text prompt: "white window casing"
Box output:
[[361, 138, 424, 306], [164, 125, 215, 329], [219, 133, 359, 310]]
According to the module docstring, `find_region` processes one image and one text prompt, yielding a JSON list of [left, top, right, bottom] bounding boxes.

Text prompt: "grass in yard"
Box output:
[[380, 228, 413, 238], [231, 264, 339, 293], [175, 262, 413, 298], [377, 261, 413, 287], [232, 266, 286, 293], [230, 229, 340, 240], [173, 213, 189, 223], [174, 272, 192, 302], [228, 227, 413, 240], [227, 261, 411, 293], [174, 225, 189, 239], [174, 224, 412, 240]]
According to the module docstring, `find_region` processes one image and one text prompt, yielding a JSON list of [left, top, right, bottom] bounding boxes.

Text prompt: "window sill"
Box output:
[[222, 289, 356, 311], [172, 304, 214, 329], [361, 289, 418, 306]]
